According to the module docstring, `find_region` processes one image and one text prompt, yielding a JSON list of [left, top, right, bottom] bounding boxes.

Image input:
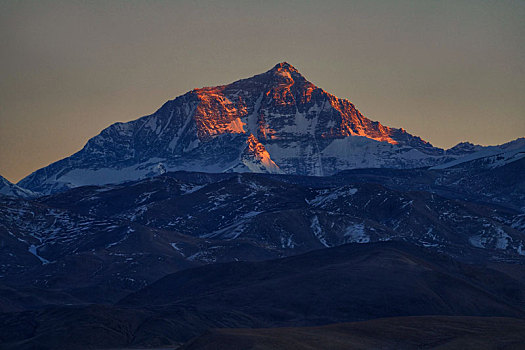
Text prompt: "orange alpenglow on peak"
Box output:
[[267, 62, 307, 84], [270, 62, 300, 73], [187, 62, 402, 145]]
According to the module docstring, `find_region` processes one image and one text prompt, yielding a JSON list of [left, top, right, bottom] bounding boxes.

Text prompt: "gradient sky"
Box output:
[[1, 0, 524, 183]]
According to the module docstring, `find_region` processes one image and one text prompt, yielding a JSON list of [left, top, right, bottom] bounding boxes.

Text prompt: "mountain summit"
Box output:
[[20, 63, 462, 194]]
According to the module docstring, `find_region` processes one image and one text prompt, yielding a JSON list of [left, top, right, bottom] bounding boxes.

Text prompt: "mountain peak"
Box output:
[[270, 62, 299, 73], [265, 62, 307, 84]]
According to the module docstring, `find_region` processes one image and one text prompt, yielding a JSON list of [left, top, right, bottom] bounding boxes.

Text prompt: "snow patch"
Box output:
[[170, 243, 185, 256], [310, 215, 329, 247], [344, 223, 369, 243], [28, 244, 50, 264]]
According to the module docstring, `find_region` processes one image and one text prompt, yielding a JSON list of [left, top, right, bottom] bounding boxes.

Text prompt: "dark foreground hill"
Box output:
[[181, 316, 525, 350], [120, 241, 525, 323], [1, 242, 523, 349]]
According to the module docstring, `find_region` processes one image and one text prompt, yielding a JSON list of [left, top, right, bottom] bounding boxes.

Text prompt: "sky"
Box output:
[[1, 0, 524, 183]]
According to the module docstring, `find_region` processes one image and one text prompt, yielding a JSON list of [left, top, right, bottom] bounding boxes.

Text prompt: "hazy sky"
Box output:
[[1, 0, 524, 182]]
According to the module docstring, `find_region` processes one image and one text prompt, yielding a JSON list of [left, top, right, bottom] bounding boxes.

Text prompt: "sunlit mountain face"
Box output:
[[1, 63, 524, 350], [191, 62, 402, 143]]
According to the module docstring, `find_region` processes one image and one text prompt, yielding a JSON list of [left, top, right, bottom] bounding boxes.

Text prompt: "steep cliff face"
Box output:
[[19, 63, 457, 194]]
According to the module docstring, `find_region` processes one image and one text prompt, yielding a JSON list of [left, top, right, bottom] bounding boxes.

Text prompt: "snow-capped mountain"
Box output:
[[0, 175, 35, 198], [14, 63, 513, 194], [434, 137, 525, 170]]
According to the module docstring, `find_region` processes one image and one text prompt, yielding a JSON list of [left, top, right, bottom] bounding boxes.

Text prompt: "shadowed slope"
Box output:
[[181, 316, 525, 350], [120, 242, 525, 324], [1, 242, 524, 349]]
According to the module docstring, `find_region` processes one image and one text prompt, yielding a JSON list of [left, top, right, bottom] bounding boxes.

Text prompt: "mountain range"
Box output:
[[0, 62, 524, 349]]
